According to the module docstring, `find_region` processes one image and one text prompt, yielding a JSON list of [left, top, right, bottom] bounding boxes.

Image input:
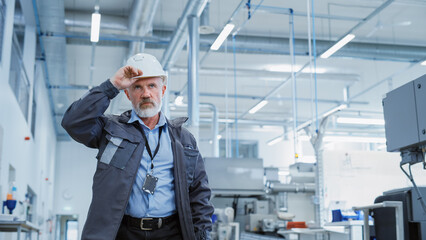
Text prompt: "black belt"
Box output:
[[122, 214, 178, 231]]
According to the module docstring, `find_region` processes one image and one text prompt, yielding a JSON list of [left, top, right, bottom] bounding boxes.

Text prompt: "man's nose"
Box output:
[[141, 88, 151, 98]]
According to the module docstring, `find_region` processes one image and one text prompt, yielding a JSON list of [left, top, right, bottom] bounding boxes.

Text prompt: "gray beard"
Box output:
[[133, 99, 162, 118]]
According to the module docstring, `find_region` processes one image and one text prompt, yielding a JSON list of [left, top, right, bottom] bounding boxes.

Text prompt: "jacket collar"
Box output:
[[166, 117, 188, 128], [118, 110, 132, 123]]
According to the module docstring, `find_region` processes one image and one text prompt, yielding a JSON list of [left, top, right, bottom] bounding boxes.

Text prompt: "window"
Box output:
[[8, 0, 30, 121], [219, 139, 259, 158], [9, 38, 30, 120]]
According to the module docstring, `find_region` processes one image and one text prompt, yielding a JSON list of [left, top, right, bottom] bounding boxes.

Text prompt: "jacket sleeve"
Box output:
[[61, 80, 119, 148], [188, 139, 215, 240]]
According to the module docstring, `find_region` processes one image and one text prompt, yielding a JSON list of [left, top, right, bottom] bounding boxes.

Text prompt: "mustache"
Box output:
[[138, 98, 155, 106]]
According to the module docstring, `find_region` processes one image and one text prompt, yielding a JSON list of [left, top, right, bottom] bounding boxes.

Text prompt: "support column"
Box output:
[[162, 70, 170, 118], [187, 15, 200, 140], [304, 117, 329, 238]]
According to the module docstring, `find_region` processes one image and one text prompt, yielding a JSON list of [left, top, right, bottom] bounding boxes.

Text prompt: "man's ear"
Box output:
[[162, 84, 166, 97], [124, 89, 131, 100]]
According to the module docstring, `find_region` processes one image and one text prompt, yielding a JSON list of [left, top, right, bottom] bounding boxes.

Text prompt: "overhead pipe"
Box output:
[[127, 0, 145, 57], [267, 182, 316, 193], [24, 5, 424, 62], [38, 28, 426, 62], [171, 67, 359, 101], [170, 67, 360, 83], [161, 0, 208, 70], [127, 0, 160, 56], [46, 85, 368, 105], [46, 7, 366, 33], [238, 0, 396, 121], [64, 10, 127, 32]]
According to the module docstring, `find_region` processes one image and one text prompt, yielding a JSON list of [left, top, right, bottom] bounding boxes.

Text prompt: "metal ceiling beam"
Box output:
[[160, 0, 208, 70], [169, 91, 368, 105], [170, 67, 361, 83], [34, 0, 68, 135], [53, 29, 426, 62], [46, 84, 368, 105], [127, 0, 160, 57], [238, 0, 396, 121]]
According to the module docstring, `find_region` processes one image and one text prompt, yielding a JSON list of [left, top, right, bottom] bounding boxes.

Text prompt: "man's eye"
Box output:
[[149, 84, 155, 88], [134, 86, 141, 89]]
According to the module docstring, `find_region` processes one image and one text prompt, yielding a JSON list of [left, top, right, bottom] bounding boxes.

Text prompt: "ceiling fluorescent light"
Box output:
[[337, 117, 385, 125], [322, 104, 347, 118], [249, 100, 268, 114], [421, 60, 426, 66], [174, 96, 184, 106], [320, 34, 355, 59], [267, 136, 283, 146], [210, 23, 235, 51], [324, 136, 386, 143], [267, 64, 327, 74], [90, 12, 101, 42]]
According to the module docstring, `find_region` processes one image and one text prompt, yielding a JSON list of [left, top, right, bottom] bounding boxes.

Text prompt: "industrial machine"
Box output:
[[373, 187, 426, 240], [380, 74, 426, 240], [204, 158, 316, 239]]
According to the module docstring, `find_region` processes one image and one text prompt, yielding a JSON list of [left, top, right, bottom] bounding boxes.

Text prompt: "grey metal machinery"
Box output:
[[381, 74, 426, 240]]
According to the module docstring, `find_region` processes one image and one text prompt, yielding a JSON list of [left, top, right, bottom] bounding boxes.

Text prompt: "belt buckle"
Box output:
[[140, 218, 153, 230]]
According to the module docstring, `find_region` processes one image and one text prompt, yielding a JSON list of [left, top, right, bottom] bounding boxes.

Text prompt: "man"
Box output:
[[62, 53, 214, 240]]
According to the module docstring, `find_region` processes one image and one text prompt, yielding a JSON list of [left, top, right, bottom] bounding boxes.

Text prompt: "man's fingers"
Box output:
[[123, 66, 142, 79], [123, 66, 134, 79]]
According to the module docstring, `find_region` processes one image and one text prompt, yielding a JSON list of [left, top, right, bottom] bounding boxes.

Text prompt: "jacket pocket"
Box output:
[[97, 134, 137, 169], [183, 146, 198, 186]]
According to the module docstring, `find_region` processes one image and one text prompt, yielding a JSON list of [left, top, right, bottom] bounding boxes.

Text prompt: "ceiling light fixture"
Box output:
[[267, 64, 327, 74], [174, 96, 184, 106], [320, 34, 355, 59], [249, 100, 268, 114], [90, 6, 101, 43], [210, 23, 235, 51], [336, 117, 385, 125], [323, 136, 386, 143], [421, 60, 426, 66], [322, 104, 347, 118], [267, 136, 283, 146]]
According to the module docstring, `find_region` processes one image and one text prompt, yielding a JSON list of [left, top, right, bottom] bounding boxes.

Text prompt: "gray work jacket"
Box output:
[[61, 80, 214, 240]]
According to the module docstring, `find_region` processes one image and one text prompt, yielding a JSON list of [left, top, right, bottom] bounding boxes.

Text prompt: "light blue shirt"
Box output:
[[125, 110, 176, 217]]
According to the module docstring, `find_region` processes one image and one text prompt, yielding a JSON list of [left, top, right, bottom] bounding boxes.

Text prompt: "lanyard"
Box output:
[[141, 126, 163, 172]]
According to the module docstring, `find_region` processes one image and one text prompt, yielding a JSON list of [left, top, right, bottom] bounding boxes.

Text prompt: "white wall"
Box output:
[[54, 141, 97, 240], [0, 0, 57, 239], [323, 150, 425, 220]]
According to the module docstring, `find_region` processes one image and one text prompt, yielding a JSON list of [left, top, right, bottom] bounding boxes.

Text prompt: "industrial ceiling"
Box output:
[[31, 0, 426, 142]]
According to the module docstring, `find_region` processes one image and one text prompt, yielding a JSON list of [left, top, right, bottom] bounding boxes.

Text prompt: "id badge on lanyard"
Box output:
[[141, 126, 163, 195]]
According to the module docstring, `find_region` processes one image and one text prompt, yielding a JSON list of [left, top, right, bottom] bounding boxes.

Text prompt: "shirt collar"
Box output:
[[128, 109, 167, 130]]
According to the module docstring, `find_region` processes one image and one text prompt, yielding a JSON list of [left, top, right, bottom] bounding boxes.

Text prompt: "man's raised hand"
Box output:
[[110, 66, 143, 90]]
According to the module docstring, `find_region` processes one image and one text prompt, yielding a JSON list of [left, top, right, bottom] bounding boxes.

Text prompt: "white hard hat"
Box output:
[[126, 53, 167, 83]]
